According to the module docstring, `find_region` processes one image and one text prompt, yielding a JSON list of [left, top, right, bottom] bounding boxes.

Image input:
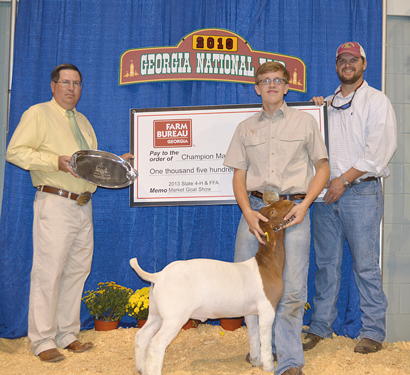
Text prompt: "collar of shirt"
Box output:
[[260, 101, 289, 122], [51, 97, 77, 118], [331, 80, 368, 105]]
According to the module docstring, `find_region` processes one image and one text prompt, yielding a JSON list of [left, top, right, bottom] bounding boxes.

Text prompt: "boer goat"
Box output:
[[130, 199, 294, 375]]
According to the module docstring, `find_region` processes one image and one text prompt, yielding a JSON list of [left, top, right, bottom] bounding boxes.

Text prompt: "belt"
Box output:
[[250, 191, 306, 202], [351, 177, 380, 185], [37, 185, 92, 206]]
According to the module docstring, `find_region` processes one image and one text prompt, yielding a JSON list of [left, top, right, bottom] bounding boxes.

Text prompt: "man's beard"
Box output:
[[337, 68, 362, 85]]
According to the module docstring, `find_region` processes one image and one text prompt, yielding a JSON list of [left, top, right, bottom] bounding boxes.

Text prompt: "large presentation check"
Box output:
[[130, 103, 327, 207]]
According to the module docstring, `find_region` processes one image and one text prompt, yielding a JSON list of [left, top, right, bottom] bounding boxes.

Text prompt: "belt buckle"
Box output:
[[76, 191, 92, 206], [262, 190, 279, 205]]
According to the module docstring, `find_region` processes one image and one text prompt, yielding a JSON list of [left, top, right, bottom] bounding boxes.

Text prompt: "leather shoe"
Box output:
[[302, 333, 323, 351], [283, 367, 303, 375], [245, 352, 277, 365], [38, 348, 66, 362], [64, 340, 94, 353], [354, 338, 382, 354]]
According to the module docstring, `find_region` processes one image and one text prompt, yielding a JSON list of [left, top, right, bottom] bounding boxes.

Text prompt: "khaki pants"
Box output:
[[29, 191, 93, 355]]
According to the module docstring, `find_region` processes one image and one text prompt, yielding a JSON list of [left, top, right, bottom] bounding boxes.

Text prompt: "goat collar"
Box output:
[[271, 215, 295, 233]]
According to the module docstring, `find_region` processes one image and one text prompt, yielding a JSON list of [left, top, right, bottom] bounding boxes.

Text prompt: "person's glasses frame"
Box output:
[[56, 80, 83, 89], [258, 77, 288, 86]]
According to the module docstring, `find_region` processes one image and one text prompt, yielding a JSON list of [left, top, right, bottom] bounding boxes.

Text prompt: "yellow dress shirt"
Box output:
[[7, 98, 98, 194]]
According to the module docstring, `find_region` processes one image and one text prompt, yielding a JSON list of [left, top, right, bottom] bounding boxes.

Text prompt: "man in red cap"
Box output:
[[304, 42, 397, 354]]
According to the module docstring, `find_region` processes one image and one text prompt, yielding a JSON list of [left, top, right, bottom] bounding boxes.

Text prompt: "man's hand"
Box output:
[[121, 153, 134, 162], [310, 96, 329, 106], [283, 201, 308, 229], [323, 177, 346, 204], [243, 208, 268, 244], [58, 155, 78, 177]]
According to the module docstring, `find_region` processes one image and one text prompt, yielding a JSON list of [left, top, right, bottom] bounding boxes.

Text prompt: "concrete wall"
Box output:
[[384, 8, 410, 342], [0, 2, 11, 213]]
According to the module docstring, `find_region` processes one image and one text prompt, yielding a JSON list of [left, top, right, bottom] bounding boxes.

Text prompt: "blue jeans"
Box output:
[[234, 195, 310, 375], [310, 180, 387, 343]]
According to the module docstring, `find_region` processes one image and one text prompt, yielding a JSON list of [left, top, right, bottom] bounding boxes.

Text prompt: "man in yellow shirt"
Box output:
[[7, 63, 131, 362]]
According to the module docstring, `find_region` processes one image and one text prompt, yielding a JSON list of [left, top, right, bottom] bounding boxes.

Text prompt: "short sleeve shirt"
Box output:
[[223, 102, 328, 194]]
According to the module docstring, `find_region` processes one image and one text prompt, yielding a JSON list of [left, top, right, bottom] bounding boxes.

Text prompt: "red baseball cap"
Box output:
[[336, 42, 366, 59]]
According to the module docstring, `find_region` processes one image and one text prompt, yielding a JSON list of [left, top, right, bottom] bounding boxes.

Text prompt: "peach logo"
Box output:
[[153, 119, 192, 148]]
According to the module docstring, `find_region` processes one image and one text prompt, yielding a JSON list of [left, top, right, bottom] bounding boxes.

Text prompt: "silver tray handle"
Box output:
[[127, 168, 139, 181]]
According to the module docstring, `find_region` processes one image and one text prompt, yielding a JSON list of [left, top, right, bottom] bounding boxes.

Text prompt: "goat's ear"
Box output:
[[268, 231, 277, 245], [271, 237, 277, 248], [259, 220, 270, 233], [261, 227, 276, 245], [270, 231, 277, 243]]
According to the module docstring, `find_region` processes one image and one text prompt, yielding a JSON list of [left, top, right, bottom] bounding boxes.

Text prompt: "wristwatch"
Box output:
[[340, 174, 352, 188]]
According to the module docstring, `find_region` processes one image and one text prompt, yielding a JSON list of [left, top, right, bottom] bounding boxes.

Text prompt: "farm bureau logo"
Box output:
[[153, 119, 192, 148]]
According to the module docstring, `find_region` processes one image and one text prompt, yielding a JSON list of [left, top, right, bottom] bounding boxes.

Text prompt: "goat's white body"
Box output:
[[130, 257, 276, 375]]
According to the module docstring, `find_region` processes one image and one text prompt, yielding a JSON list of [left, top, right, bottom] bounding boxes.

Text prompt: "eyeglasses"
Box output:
[[330, 81, 363, 110], [56, 80, 83, 89], [258, 77, 287, 86]]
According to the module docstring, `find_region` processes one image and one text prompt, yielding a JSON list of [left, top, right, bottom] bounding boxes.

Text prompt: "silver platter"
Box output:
[[69, 150, 138, 188]]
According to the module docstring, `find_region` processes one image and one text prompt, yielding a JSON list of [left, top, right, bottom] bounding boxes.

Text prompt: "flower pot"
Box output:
[[182, 319, 200, 330], [219, 317, 243, 331], [94, 319, 120, 331], [137, 319, 147, 328]]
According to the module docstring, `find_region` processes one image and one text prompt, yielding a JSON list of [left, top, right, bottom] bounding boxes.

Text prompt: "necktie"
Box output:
[[67, 110, 89, 150]]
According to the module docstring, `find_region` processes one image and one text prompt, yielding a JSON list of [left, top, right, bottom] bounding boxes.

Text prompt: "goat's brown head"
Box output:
[[255, 200, 294, 310], [258, 200, 295, 240]]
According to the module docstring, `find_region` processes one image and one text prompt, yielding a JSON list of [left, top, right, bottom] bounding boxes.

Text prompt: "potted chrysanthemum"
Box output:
[[127, 286, 150, 328], [219, 317, 244, 331], [82, 281, 134, 331]]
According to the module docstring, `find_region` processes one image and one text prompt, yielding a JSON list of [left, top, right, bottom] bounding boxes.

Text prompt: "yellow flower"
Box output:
[[82, 281, 134, 321], [127, 286, 150, 320]]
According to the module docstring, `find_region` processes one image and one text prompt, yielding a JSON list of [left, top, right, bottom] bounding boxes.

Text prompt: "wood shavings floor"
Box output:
[[1, 324, 409, 374]]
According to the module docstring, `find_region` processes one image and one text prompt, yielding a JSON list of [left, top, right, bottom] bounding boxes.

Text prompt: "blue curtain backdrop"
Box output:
[[0, 0, 382, 339]]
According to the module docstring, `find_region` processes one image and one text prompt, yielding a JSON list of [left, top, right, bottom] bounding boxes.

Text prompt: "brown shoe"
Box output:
[[245, 352, 277, 365], [302, 333, 323, 351], [38, 348, 66, 362], [64, 340, 94, 353], [283, 367, 303, 375], [354, 338, 382, 354]]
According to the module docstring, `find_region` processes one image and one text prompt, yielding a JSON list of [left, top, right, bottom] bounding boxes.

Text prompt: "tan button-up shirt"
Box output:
[[223, 102, 328, 194], [7, 98, 98, 194]]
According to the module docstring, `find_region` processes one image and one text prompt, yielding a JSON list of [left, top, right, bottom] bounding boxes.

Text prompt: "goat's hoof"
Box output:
[[262, 362, 274, 372], [245, 353, 261, 367]]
